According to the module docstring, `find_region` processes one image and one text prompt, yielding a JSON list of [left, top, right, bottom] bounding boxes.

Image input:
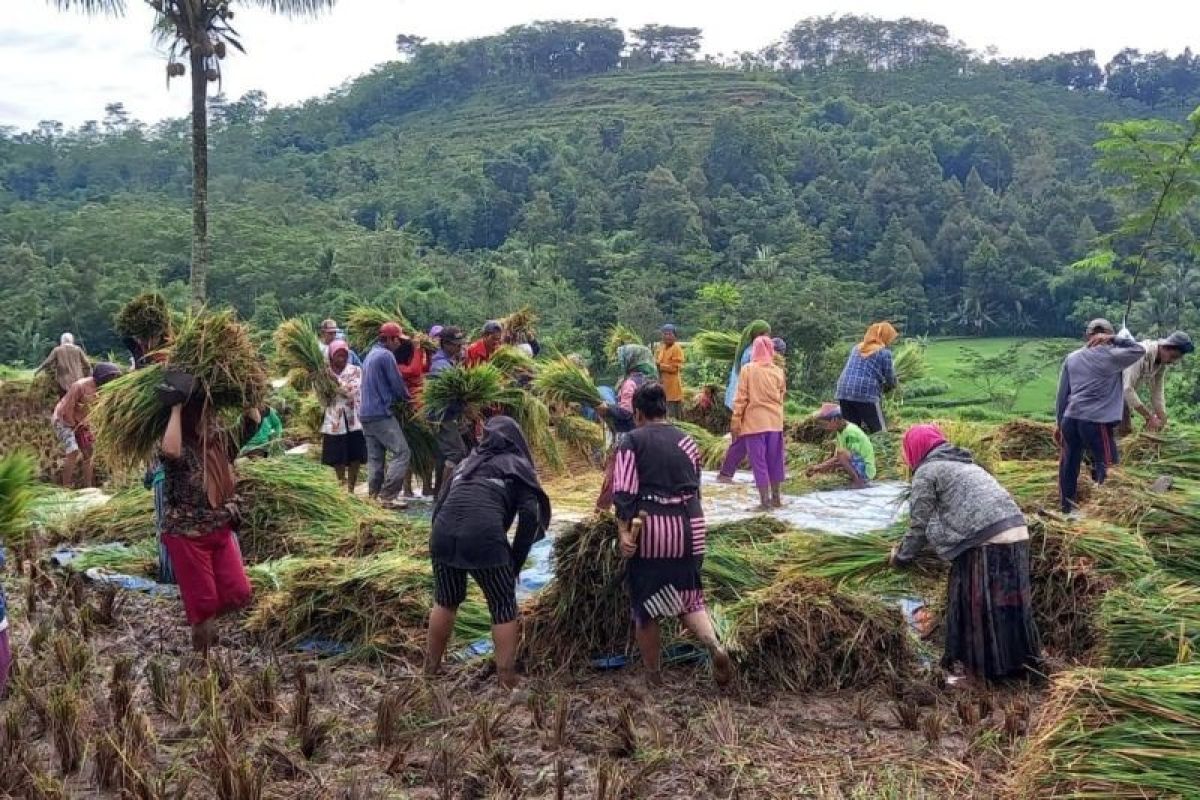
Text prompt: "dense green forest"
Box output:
[[2, 15, 1199, 399]]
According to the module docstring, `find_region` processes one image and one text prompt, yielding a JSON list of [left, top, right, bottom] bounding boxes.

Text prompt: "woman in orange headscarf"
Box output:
[[834, 322, 899, 434]]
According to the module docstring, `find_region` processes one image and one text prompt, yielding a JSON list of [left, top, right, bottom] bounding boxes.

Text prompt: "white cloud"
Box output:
[[2, 0, 1198, 130]]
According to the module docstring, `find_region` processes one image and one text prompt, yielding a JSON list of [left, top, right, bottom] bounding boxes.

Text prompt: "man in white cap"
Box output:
[[1055, 318, 1146, 514], [1121, 330, 1193, 434], [36, 333, 91, 397]]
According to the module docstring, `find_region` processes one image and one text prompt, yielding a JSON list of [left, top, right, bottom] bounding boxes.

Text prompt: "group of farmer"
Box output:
[[24, 311, 1194, 694]]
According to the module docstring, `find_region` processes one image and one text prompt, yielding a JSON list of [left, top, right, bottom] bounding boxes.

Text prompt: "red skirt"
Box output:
[[162, 525, 252, 625]]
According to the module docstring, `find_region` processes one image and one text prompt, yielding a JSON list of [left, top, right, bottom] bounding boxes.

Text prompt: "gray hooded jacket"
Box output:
[[894, 444, 1026, 564]]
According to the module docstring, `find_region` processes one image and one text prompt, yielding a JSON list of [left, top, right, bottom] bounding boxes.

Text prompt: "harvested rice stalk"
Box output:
[[707, 516, 788, 545], [991, 460, 1076, 512], [727, 571, 914, 692], [1011, 663, 1200, 798], [553, 416, 604, 461], [65, 540, 157, 577], [1099, 574, 1200, 667], [114, 292, 172, 343], [1087, 472, 1200, 583], [55, 488, 155, 544], [786, 416, 829, 445], [489, 346, 538, 381], [772, 526, 942, 595], [90, 367, 171, 470], [681, 384, 730, 434], [991, 420, 1058, 461], [273, 318, 337, 406], [345, 305, 411, 355], [422, 364, 522, 424], [605, 325, 642, 361], [507, 392, 562, 472], [702, 538, 780, 603], [396, 403, 438, 483], [690, 331, 739, 364], [499, 307, 538, 344], [673, 422, 729, 471], [534, 357, 603, 409], [0, 453, 34, 547]]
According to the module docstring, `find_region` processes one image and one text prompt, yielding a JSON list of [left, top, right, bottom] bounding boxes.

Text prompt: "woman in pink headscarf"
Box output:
[[320, 340, 367, 492], [731, 336, 787, 511], [891, 424, 1041, 684]]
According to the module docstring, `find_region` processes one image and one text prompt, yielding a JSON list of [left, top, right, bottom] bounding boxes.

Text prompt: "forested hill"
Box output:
[[2, 15, 1199, 373]]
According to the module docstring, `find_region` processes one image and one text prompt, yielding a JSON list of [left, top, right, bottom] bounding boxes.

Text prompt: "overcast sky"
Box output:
[[3, 0, 1198, 131]]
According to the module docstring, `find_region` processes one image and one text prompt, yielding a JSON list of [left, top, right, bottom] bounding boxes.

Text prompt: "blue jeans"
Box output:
[[362, 416, 411, 501]]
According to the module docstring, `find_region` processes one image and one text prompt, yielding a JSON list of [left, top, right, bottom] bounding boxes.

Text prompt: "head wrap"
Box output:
[[902, 424, 948, 470], [815, 402, 842, 420], [772, 337, 787, 355], [61, 332, 75, 346], [858, 322, 899, 357], [617, 344, 658, 379], [750, 335, 776, 365], [327, 339, 349, 365], [429, 325, 444, 338], [661, 324, 677, 335]]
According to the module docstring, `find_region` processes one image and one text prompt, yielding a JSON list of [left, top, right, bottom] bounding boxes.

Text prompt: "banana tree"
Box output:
[[51, 0, 336, 306]]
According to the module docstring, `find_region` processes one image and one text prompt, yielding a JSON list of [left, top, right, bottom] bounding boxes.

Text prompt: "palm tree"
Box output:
[[51, 0, 336, 306]]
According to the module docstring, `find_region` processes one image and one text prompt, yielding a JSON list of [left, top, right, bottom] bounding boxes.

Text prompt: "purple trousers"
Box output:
[[719, 436, 748, 477], [743, 431, 786, 494]]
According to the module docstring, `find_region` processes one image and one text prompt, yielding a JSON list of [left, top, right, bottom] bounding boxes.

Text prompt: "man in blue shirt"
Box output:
[[360, 322, 412, 508]]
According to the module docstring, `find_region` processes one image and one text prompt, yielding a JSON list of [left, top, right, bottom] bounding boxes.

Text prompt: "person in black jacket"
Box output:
[[423, 416, 551, 688]]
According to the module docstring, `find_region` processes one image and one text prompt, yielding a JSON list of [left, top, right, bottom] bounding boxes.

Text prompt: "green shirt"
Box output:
[[240, 408, 283, 456], [836, 422, 876, 480]]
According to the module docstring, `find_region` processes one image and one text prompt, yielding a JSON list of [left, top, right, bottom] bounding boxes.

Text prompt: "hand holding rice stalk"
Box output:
[[421, 364, 523, 423], [0, 453, 35, 547], [273, 318, 338, 406], [533, 356, 603, 408], [114, 291, 172, 343]]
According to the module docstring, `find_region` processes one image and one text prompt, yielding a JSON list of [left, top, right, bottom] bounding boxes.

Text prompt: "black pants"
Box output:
[[838, 399, 885, 434], [432, 562, 518, 624], [1058, 417, 1118, 512]]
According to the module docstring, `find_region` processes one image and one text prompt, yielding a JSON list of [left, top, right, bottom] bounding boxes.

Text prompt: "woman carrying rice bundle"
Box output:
[[320, 340, 367, 493], [716, 319, 771, 483], [891, 424, 1041, 684], [158, 373, 253, 655], [424, 416, 551, 689], [835, 321, 899, 434], [614, 383, 733, 688], [594, 344, 659, 512]]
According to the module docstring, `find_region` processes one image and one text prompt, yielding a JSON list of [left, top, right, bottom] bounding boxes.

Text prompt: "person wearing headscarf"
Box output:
[[614, 382, 733, 688], [716, 320, 771, 482], [157, 373, 253, 654], [52, 362, 121, 488], [594, 345, 659, 511], [37, 332, 92, 396], [655, 324, 686, 419], [319, 340, 367, 493], [424, 416, 551, 689], [890, 424, 1041, 684], [771, 337, 787, 370], [834, 322, 899, 434], [807, 403, 876, 489], [731, 337, 787, 511]]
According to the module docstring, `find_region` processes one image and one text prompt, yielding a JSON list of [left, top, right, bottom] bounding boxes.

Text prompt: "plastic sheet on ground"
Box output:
[[698, 471, 908, 534]]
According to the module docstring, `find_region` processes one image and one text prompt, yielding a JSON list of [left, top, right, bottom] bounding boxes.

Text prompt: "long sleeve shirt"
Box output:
[[1123, 341, 1170, 419], [835, 346, 896, 403], [359, 344, 410, 422], [1056, 331, 1146, 425], [655, 343, 685, 402], [38, 344, 91, 394], [732, 362, 787, 435]]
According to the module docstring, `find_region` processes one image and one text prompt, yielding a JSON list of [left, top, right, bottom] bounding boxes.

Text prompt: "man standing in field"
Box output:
[[1120, 330, 1193, 434], [655, 324, 686, 419], [359, 322, 413, 510], [37, 333, 91, 397], [53, 362, 121, 488], [465, 321, 503, 367], [1055, 319, 1146, 514]]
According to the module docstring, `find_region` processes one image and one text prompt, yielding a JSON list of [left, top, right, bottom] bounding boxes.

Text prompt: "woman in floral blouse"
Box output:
[[321, 340, 367, 493]]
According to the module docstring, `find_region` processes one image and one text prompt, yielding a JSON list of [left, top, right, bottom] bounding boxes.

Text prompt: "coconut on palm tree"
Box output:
[[51, 0, 336, 306]]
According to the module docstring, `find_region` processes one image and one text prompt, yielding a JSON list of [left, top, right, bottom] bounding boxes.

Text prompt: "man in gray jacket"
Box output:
[[1055, 319, 1146, 513]]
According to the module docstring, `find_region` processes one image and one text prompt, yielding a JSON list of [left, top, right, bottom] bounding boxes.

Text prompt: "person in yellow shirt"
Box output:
[[655, 324, 686, 419]]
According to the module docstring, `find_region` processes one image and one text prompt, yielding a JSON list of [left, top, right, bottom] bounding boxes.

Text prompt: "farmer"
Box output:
[[772, 337, 787, 370], [318, 318, 361, 366], [890, 424, 1042, 684], [655, 324, 686, 419], [717, 320, 772, 483], [594, 344, 659, 511], [614, 383, 733, 688], [395, 324, 433, 499], [238, 405, 284, 458], [427, 326, 471, 497], [52, 362, 121, 489], [834, 322, 898, 434], [320, 340, 367, 493], [807, 403, 876, 489], [731, 336, 788, 511], [1121, 330, 1193, 435], [1056, 319, 1146, 514], [424, 416, 551, 689], [465, 320, 503, 367], [360, 322, 413, 510], [157, 373, 253, 655], [37, 333, 92, 396]]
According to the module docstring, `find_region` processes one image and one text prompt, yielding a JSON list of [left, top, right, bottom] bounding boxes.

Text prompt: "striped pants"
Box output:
[[432, 562, 518, 625]]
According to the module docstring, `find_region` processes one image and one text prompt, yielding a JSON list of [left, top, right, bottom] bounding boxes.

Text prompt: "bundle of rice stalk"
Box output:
[[991, 419, 1058, 461], [681, 384, 731, 434], [604, 324, 642, 361], [1087, 473, 1200, 582], [924, 418, 999, 475], [703, 538, 781, 603], [65, 540, 157, 577], [1099, 573, 1200, 667], [1121, 428, 1200, 473], [397, 404, 438, 481], [273, 319, 337, 406], [673, 422, 729, 471], [499, 306, 537, 343], [892, 342, 929, 384], [533, 357, 603, 408], [488, 346, 538, 381], [0, 453, 34, 547], [991, 460, 1076, 512], [90, 366, 171, 470], [707, 516, 789, 545], [169, 309, 268, 412], [114, 292, 172, 343], [1011, 663, 1200, 799], [786, 416, 829, 445], [690, 331, 739, 364], [422, 364, 523, 424], [345, 305, 411, 355], [519, 514, 630, 671], [506, 391, 562, 472], [56, 487, 154, 545], [770, 527, 943, 595], [726, 571, 914, 692], [553, 416, 604, 461]]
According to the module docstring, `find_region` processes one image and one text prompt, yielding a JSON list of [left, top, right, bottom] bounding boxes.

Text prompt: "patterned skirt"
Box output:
[[626, 496, 706, 626], [942, 541, 1042, 681]]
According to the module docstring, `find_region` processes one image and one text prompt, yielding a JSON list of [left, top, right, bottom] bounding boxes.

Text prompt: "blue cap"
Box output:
[[661, 324, 677, 335]]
